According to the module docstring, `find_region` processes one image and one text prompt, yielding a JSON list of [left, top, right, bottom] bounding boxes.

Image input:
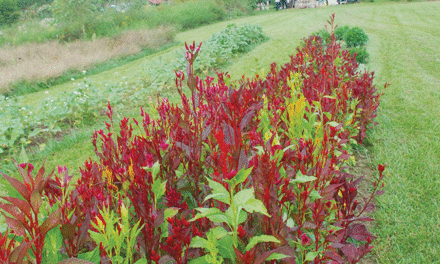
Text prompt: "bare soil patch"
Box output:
[[0, 26, 175, 93]]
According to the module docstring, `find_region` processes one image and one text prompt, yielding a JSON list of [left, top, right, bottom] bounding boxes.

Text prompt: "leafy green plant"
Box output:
[[89, 203, 143, 264], [344, 26, 369, 47], [189, 167, 288, 263], [334, 25, 350, 41], [349, 46, 370, 64]]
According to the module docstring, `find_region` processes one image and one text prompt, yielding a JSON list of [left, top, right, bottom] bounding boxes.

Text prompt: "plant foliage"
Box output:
[[0, 15, 386, 263]]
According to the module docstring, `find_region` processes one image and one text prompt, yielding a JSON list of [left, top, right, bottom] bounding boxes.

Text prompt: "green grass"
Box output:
[[2, 1, 440, 262]]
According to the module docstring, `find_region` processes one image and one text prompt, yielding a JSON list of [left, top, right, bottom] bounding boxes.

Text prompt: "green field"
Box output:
[[2, 1, 440, 262]]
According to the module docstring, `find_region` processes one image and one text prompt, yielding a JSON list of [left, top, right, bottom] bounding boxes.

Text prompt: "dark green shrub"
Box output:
[[334, 25, 349, 41], [349, 46, 369, 64], [344, 26, 369, 47], [0, 0, 20, 26]]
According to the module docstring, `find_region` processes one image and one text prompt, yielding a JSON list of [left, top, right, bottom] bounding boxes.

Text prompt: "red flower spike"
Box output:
[[300, 234, 311, 245]]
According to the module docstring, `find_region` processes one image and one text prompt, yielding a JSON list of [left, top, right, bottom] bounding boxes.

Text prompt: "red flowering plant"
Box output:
[[0, 15, 386, 263]]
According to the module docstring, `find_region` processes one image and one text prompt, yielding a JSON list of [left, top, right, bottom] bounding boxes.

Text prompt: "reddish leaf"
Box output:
[[375, 190, 384, 196], [30, 189, 43, 213], [39, 208, 62, 237], [9, 238, 35, 263], [348, 223, 375, 241], [0, 203, 27, 224], [2, 174, 30, 201], [254, 245, 296, 264], [325, 250, 345, 263], [3, 214, 27, 236], [240, 110, 255, 131], [1, 196, 31, 218], [60, 223, 75, 240], [35, 161, 46, 187], [340, 244, 358, 262]]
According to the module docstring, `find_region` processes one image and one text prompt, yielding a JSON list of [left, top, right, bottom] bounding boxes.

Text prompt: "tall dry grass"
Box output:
[[0, 26, 175, 93]]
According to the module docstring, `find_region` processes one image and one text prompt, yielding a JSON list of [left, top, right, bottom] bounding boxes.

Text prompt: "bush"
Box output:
[[0, 0, 21, 26], [344, 26, 369, 47], [334, 25, 350, 40], [349, 46, 369, 64]]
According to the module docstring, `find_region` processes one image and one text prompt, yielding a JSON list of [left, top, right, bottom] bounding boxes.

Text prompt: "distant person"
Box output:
[[275, 0, 281, 10], [281, 0, 288, 9]]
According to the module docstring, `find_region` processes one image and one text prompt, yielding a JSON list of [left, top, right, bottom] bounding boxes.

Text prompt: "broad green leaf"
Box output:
[[327, 121, 339, 127], [189, 255, 210, 264], [305, 251, 319, 261], [227, 167, 253, 188], [152, 161, 160, 181], [233, 188, 254, 207], [78, 248, 100, 264], [191, 208, 223, 222], [160, 207, 179, 238], [309, 189, 322, 201], [217, 235, 236, 261], [164, 207, 180, 219], [265, 253, 290, 261], [291, 173, 317, 184], [189, 236, 210, 249], [151, 179, 166, 208], [209, 226, 228, 240], [225, 207, 247, 226], [207, 213, 230, 224], [206, 178, 230, 205], [254, 146, 265, 155], [243, 198, 270, 216], [245, 235, 280, 251]]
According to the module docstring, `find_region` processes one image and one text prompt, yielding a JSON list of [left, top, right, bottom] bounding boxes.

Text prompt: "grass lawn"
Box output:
[[2, 1, 439, 262]]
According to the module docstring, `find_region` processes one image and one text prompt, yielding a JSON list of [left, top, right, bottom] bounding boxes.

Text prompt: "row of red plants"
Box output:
[[1, 15, 387, 264]]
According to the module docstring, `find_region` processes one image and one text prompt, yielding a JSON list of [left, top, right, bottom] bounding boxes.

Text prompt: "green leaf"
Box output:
[[245, 235, 280, 252], [233, 188, 254, 207], [327, 121, 339, 127], [206, 178, 230, 205], [309, 189, 322, 201], [151, 179, 166, 208], [161, 207, 179, 238], [189, 236, 210, 249], [305, 251, 319, 261], [190, 208, 229, 223], [209, 226, 228, 240], [217, 235, 236, 261], [227, 167, 253, 188], [189, 255, 210, 264], [291, 172, 317, 184], [28, 128, 40, 138], [243, 198, 270, 216], [265, 253, 290, 261], [152, 161, 160, 181], [254, 146, 265, 155], [78, 248, 100, 264]]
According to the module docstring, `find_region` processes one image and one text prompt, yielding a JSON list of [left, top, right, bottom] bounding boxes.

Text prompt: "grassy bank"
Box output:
[[1, 1, 439, 262]]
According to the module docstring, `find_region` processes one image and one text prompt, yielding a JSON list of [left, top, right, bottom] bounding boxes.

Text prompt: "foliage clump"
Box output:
[[312, 25, 370, 63], [0, 15, 386, 264]]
